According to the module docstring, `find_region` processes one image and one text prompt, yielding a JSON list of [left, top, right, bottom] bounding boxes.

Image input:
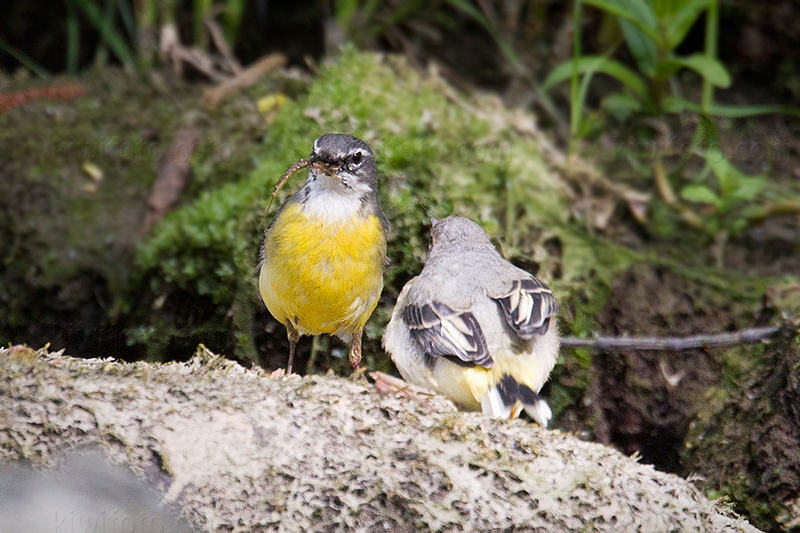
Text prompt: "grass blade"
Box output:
[[445, 0, 520, 66], [113, 0, 138, 42], [66, 0, 80, 73], [581, 0, 660, 43], [0, 35, 50, 78], [667, 0, 713, 49], [701, 0, 718, 111], [73, 0, 138, 70], [543, 56, 647, 96]]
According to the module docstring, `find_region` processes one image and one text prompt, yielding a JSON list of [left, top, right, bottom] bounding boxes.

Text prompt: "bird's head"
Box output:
[[428, 216, 493, 255], [308, 134, 378, 198]]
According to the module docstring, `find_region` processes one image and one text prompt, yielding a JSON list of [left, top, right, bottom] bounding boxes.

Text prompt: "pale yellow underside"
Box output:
[[431, 352, 554, 412], [259, 202, 386, 337]]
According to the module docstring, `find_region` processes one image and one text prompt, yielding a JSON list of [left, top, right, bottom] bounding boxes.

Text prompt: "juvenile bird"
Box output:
[[383, 216, 559, 426], [260, 134, 387, 373]]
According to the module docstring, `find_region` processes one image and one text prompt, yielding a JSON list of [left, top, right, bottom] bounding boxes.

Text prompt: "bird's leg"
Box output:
[[348, 328, 363, 369], [286, 323, 300, 374]]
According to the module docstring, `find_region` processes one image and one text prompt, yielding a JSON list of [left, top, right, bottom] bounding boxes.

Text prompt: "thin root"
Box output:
[[261, 157, 312, 226]]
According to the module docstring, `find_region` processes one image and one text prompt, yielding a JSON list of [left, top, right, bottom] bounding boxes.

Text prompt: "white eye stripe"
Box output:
[[348, 148, 369, 160]]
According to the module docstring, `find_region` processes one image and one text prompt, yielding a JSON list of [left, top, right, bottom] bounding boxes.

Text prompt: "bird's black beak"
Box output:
[[309, 154, 338, 177]]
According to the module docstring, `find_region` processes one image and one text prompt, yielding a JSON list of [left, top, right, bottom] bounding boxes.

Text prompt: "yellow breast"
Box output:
[[259, 202, 386, 336]]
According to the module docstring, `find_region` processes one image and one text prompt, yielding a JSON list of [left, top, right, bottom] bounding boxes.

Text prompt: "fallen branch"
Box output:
[[560, 325, 781, 351], [141, 128, 202, 234], [0, 84, 87, 114], [202, 53, 287, 108], [0, 347, 759, 532]]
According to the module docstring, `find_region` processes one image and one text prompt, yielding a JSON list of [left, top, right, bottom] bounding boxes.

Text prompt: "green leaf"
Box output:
[[445, 0, 520, 66], [614, 0, 661, 75], [703, 147, 737, 201], [543, 56, 647, 96], [619, 18, 658, 76], [654, 59, 683, 79], [657, 54, 731, 87], [667, 0, 713, 49], [662, 97, 800, 118], [731, 176, 766, 202], [582, 0, 660, 42], [706, 103, 800, 118], [693, 113, 719, 146], [602, 92, 643, 121], [729, 218, 748, 236], [661, 96, 694, 114], [681, 184, 722, 207]]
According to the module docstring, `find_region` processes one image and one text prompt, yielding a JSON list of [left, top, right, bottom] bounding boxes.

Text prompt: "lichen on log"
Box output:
[[0, 346, 759, 532]]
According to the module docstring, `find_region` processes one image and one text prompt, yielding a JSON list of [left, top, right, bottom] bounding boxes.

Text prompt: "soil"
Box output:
[[591, 263, 764, 472]]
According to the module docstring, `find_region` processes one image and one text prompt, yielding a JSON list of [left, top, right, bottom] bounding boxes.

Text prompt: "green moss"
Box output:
[[0, 69, 267, 356]]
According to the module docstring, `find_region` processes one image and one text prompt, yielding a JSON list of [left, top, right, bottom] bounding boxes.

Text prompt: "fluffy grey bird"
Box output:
[[383, 216, 559, 426]]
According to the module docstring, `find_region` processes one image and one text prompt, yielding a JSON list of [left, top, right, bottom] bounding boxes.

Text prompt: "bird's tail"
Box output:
[[480, 374, 552, 427]]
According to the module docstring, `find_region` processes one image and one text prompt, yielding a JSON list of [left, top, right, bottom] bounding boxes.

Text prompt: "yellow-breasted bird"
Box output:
[[383, 216, 559, 426], [259, 134, 387, 373]]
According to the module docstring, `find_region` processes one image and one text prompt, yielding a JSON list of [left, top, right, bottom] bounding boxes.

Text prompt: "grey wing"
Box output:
[[401, 301, 493, 368], [493, 278, 558, 340]]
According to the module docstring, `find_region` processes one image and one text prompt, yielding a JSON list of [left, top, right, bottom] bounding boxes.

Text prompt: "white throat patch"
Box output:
[[302, 182, 367, 223]]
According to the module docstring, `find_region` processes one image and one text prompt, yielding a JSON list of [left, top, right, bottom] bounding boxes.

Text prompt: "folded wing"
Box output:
[[401, 301, 493, 368], [493, 278, 558, 340]]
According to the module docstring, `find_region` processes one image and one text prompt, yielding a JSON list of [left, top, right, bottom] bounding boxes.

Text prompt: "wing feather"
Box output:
[[401, 301, 493, 368], [494, 278, 558, 340]]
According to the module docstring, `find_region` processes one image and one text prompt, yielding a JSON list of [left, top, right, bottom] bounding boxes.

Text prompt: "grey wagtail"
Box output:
[[259, 134, 387, 373], [383, 216, 559, 426]]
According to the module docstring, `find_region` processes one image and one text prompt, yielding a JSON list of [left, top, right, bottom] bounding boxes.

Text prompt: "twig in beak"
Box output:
[[261, 157, 312, 226]]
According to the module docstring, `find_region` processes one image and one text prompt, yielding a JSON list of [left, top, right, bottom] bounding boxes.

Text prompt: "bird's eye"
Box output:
[[351, 152, 363, 165]]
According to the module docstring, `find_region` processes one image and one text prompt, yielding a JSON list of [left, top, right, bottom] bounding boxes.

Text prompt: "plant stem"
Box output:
[[0, 36, 50, 78], [569, 0, 582, 156], [745, 199, 800, 225], [194, 0, 213, 51], [654, 154, 704, 229], [67, 0, 80, 73], [94, 0, 116, 68], [701, 0, 719, 112], [653, 155, 676, 205], [135, 0, 157, 70]]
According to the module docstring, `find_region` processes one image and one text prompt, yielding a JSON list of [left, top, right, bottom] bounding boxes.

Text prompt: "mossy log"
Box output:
[[0, 346, 759, 532]]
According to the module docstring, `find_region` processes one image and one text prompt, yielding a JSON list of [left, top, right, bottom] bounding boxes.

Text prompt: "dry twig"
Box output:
[[142, 128, 202, 234], [202, 53, 286, 108], [560, 326, 781, 351]]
